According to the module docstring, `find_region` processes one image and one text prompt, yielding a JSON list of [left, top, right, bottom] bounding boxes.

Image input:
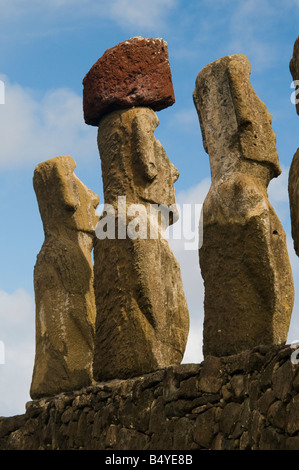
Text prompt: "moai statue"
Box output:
[[30, 155, 99, 399], [193, 54, 294, 358], [83, 37, 189, 381], [289, 150, 299, 257], [289, 38, 299, 257]]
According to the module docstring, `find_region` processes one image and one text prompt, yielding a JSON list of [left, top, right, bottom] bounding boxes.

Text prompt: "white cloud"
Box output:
[[106, 0, 177, 30], [227, 1, 275, 69], [167, 108, 200, 134], [182, 321, 203, 364], [175, 178, 210, 206], [0, 0, 177, 32], [221, 0, 299, 71], [0, 288, 35, 417], [0, 75, 97, 169]]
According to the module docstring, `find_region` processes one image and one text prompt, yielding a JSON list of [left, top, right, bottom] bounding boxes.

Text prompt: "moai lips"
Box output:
[[30, 155, 99, 399], [82, 37, 175, 126], [193, 54, 294, 358]]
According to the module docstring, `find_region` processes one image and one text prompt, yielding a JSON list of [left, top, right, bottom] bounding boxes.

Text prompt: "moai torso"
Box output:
[[93, 107, 189, 380], [193, 54, 294, 357], [30, 155, 99, 399]]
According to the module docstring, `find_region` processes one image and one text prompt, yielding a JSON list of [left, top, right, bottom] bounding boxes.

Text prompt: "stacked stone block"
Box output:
[[1, 345, 299, 450]]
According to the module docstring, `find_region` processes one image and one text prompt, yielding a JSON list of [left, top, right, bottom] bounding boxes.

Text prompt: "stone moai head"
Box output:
[[193, 54, 281, 184], [33, 155, 99, 239], [97, 107, 180, 226]]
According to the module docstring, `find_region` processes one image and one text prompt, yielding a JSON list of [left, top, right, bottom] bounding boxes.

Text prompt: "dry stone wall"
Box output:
[[1, 344, 299, 451]]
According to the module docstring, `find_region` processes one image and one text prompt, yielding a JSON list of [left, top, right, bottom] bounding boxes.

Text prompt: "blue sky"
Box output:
[[0, 0, 298, 417]]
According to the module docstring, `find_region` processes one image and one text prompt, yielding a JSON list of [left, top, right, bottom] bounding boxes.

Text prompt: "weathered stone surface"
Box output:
[[83, 37, 175, 126], [193, 407, 216, 448], [289, 37, 299, 256], [286, 395, 299, 435], [1, 344, 299, 450], [289, 149, 299, 256], [193, 54, 294, 358], [290, 35, 299, 115], [30, 155, 99, 399], [93, 107, 189, 381], [198, 356, 224, 393], [219, 402, 242, 435]]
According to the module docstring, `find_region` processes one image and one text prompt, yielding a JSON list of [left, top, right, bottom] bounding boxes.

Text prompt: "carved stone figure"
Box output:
[[93, 107, 189, 381], [193, 54, 294, 357], [289, 39, 299, 257], [289, 150, 299, 257], [30, 155, 99, 399]]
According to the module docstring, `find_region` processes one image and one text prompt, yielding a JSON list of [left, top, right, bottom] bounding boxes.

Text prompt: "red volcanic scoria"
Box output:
[[82, 36, 175, 126]]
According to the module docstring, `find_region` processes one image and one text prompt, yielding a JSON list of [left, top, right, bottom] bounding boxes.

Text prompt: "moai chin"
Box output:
[[30, 155, 99, 399], [193, 54, 294, 358], [83, 37, 189, 381]]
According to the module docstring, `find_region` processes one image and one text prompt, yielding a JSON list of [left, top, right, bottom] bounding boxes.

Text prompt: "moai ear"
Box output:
[[132, 112, 158, 182], [53, 156, 79, 212]]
